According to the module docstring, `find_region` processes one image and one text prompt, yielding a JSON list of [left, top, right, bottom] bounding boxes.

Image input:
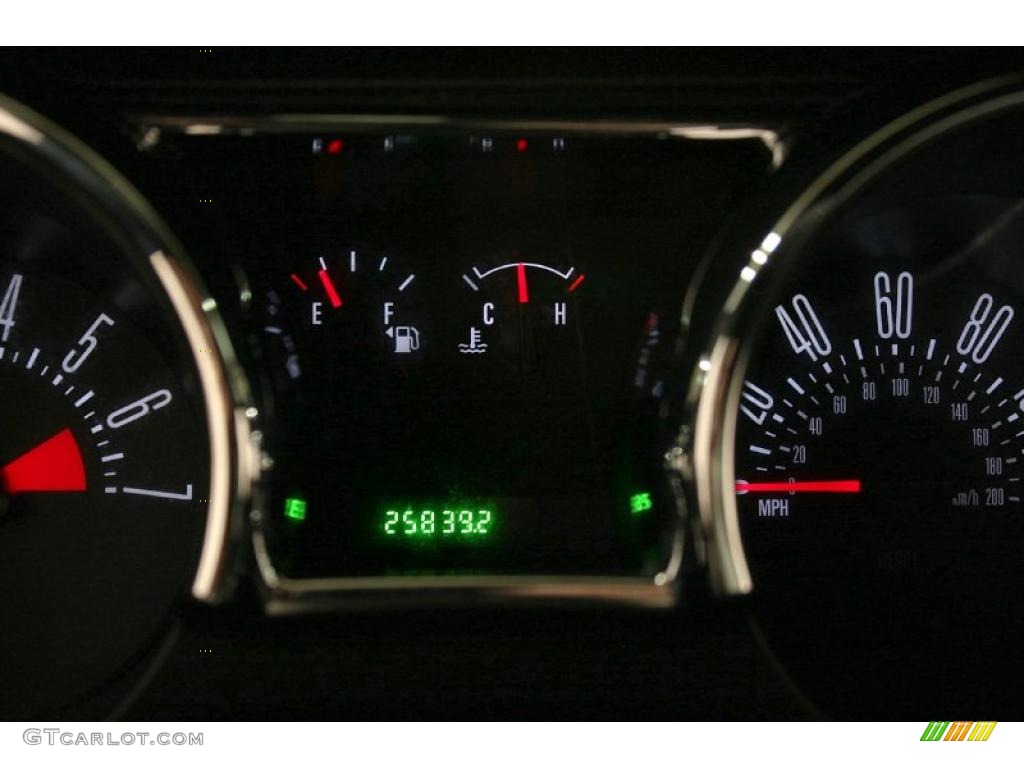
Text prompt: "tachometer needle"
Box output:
[[1, 428, 87, 494], [317, 267, 343, 309], [735, 479, 862, 494], [516, 262, 529, 304]]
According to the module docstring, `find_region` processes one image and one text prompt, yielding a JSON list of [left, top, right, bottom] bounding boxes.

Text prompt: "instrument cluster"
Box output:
[[2, 55, 1023, 720], [142, 124, 771, 607]]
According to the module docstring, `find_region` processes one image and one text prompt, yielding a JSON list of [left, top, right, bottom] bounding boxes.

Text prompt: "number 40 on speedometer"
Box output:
[[736, 268, 1023, 518]]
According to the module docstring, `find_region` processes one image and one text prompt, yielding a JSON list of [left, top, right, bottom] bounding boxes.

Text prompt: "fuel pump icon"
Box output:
[[386, 325, 420, 354]]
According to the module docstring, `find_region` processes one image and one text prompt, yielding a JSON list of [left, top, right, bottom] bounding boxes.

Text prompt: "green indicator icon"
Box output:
[[284, 496, 307, 521], [630, 492, 653, 516]]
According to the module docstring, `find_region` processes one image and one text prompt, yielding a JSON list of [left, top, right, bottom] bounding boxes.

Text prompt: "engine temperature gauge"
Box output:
[[458, 257, 585, 371]]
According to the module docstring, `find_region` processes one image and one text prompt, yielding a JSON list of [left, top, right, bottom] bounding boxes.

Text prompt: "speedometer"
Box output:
[[735, 211, 1024, 715], [738, 248, 1024, 531], [687, 77, 1024, 717]]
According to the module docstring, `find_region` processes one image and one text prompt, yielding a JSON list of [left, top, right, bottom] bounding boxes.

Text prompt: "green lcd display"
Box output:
[[382, 507, 494, 542]]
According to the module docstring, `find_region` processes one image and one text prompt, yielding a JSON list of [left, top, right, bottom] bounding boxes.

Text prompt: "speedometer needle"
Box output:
[[735, 479, 862, 494]]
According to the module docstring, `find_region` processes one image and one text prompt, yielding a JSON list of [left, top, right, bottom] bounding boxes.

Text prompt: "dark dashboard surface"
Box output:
[[2, 47, 1022, 721]]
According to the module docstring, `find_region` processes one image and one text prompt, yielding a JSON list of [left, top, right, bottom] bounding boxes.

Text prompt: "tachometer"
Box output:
[[0, 95, 250, 717], [1, 270, 202, 505]]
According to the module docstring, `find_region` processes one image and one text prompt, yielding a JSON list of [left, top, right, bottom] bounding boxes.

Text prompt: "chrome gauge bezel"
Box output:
[[684, 75, 1024, 598], [0, 94, 258, 604]]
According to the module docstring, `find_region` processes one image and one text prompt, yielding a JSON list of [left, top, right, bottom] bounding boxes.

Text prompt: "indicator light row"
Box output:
[[310, 136, 567, 155]]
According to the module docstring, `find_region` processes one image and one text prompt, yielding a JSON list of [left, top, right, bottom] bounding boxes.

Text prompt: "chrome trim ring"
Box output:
[[0, 94, 257, 603], [686, 75, 1024, 597]]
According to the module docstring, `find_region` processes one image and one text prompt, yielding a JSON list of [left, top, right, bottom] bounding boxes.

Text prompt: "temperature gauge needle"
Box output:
[[1, 428, 86, 494], [735, 479, 862, 494], [516, 262, 529, 304]]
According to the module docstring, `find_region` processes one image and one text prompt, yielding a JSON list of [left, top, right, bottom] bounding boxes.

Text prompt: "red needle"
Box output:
[[317, 268, 343, 308], [735, 480, 862, 494], [1, 428, 86, 494], [516, 262, 529, 304]]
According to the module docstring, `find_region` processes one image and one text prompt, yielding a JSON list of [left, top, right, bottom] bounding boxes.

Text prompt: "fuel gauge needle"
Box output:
[[317, 259, 343, 308], [735, 479, 862, 494]]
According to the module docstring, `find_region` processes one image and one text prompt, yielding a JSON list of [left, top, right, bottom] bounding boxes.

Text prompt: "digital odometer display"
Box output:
[[380, 507, 494, 542]]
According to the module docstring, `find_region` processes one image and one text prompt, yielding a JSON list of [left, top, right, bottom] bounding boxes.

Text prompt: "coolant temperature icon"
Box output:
[[458, 326, 488, 354]]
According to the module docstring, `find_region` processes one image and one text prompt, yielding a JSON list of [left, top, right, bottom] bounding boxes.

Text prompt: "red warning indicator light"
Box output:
[[516, 138, 528, 153], [327, 139, 343, 155]]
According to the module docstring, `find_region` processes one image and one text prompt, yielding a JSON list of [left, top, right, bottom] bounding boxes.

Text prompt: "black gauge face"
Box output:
[[0, 137, 212, 716], [733, 196, 1024, 715], [0, 263, 208, 714]]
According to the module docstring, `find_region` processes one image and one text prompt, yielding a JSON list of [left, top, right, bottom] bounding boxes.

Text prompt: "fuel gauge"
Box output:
[[261, 249, 428, 390]]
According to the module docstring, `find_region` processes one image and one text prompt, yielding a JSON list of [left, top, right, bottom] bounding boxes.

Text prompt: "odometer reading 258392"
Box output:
[[737, 271, 1023, 521]]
